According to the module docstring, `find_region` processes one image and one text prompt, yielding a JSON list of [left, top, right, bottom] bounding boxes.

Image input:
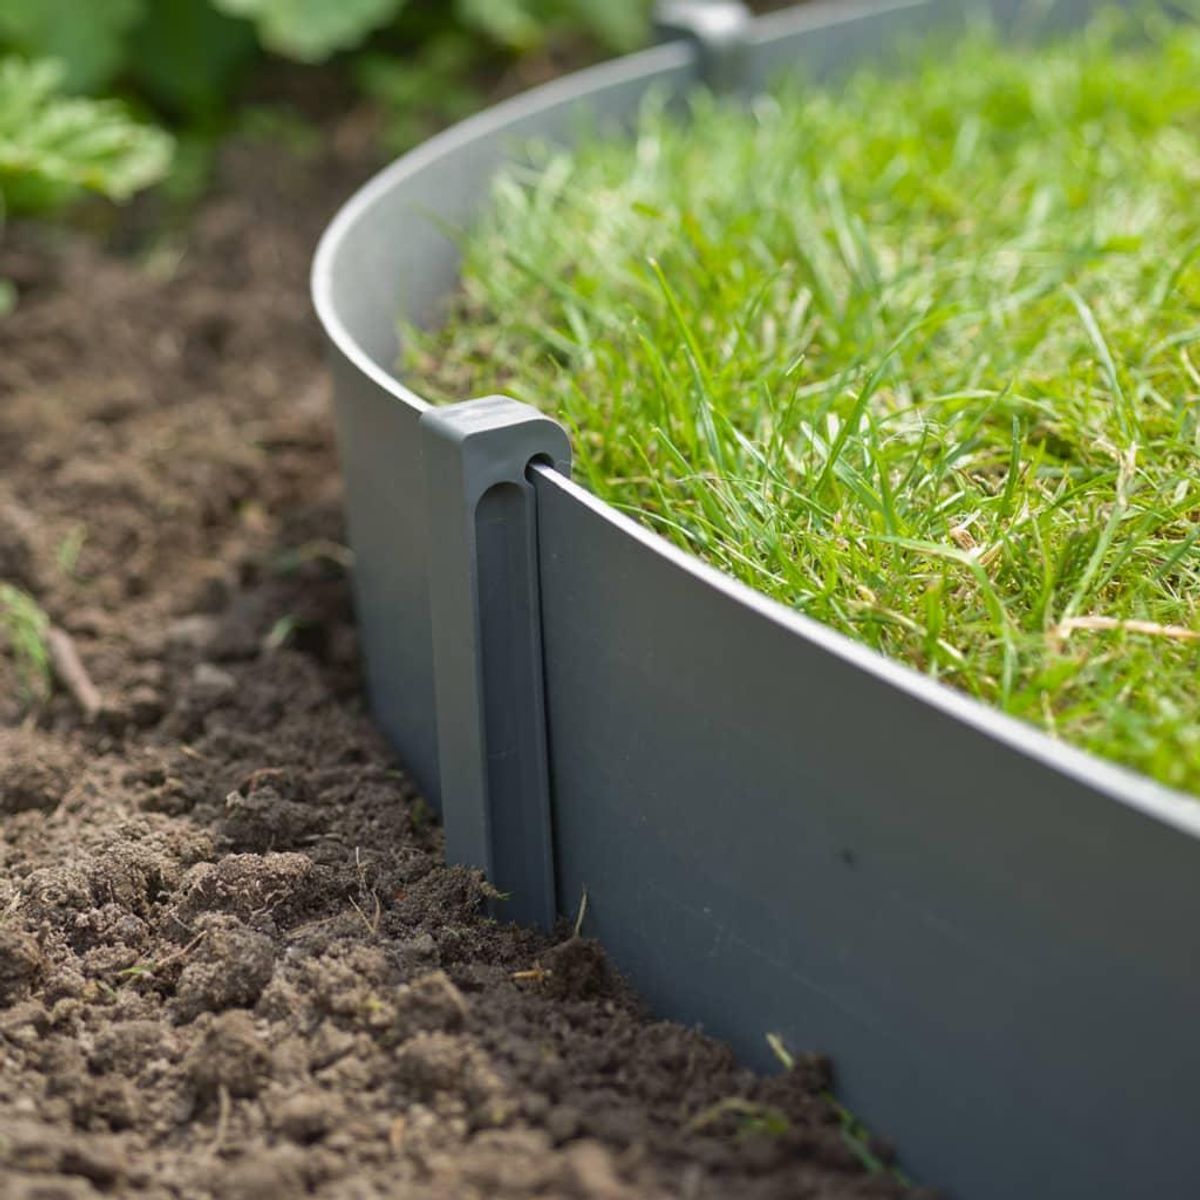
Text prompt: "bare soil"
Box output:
[[0, 105, 933, 1199]]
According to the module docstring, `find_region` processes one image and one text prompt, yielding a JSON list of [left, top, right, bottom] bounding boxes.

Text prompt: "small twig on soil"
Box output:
[[286, 914, 341, 939], [45, 625, 103, 721], [114, 932, 205, 985], [208, 1084, 232, 1159], [348, 892, 382, 936], [512, 962, 553, 985], [150, 931, 206, 973], [572, 886, 589, 939]]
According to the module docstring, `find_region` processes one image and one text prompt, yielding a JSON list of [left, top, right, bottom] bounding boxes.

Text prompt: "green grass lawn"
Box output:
[[407, 7, 1200, 795]]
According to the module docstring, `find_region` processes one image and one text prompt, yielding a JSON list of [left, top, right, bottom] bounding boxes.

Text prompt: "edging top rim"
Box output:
[[310, 38, 696, 413], [309, 0, 938, 400], [532, 465, 1200, 841]]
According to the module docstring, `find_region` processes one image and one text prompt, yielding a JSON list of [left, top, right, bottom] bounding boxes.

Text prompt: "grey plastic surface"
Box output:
[[421, 397, 570, 929], [745, 0, 1120, 91], [312, 2, 1200, 1196], [654, 1, 752, 94], [533, 465, 1200, 1200], [314, 41, 696, 805]]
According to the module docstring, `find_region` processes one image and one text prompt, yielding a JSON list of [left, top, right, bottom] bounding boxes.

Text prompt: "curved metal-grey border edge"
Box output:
[[313, 3, 1200, 1197]]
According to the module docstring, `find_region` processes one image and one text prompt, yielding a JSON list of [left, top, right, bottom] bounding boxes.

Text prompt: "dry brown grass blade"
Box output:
[[46, 625, 103, 721], [1050, 616, 1200, 643]]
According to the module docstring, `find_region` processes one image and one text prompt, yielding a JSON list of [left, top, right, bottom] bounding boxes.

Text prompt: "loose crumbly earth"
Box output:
[[0, 107, 933, 1198]]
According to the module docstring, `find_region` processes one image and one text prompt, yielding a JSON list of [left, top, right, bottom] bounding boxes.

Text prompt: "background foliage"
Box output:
[[0, 0, 651, 221], [0, 56, 171, 212], [0, 0, 650, 116]]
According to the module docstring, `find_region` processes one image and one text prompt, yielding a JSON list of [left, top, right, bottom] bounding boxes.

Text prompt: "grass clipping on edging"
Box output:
[[408, 8, 1200, 795]]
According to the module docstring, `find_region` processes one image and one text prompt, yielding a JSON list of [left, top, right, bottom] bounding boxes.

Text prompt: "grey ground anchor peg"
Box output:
[[654, 0, 751, 96], [420, 396, 571, 930]]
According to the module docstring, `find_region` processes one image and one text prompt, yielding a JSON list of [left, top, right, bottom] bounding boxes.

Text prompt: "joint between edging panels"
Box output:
[[420, 396, 571, 931], [653, 0, 752, 96]]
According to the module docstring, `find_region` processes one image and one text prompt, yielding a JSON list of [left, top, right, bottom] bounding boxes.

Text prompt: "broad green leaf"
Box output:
[[454, 0, 650, 53], [0, 57, 173, 212], [571, 0, 649, 52], [455, 0, 544, 50], [212, 0, 405, 61], [0, 0, 144, 91], [126, 0, 258, 118]]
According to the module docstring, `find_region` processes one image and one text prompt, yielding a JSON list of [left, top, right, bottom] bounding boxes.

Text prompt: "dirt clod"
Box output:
[[0, 1121, 126, 1188], [186, 1010, 273, 1101], [0, 928, 44, 1005], [173, 917, 276, 1021], [217, 1147, 310, 1200], [388, 969, 469, 1043], [541, 936, 618, 1002], [0, 729, 77, 815], [0, 494, 49, 594], [559, 1140, 634, 1200], [269, 1090, 339, 1144], [89, 1020, 175, 1075], [172, 852, 328, 930]]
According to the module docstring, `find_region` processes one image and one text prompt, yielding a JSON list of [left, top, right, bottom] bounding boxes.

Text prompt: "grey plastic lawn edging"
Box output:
[[312, 3, 1200, 1196]]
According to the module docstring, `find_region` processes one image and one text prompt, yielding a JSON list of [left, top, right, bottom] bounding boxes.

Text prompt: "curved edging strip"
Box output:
[[313, 4, 1200, 1197], [312, 37, 699, 799]]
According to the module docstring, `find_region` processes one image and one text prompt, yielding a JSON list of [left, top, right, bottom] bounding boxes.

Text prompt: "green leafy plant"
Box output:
[[212, 0, 405, 62], [0, 0, 651, 207], [0, 0, 144, 91], [0, 56, 172, 214], [0, 56, 169, 316], [357, 0, 650, 152], [125, 0, 259, 120], [0, 0, 649, 107], [0, 583, 51, 703], [454, 0, 647, 53], [410, 12, 1200, 795], [0, 0, 255, 102], [213, 0, 650, 62]]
